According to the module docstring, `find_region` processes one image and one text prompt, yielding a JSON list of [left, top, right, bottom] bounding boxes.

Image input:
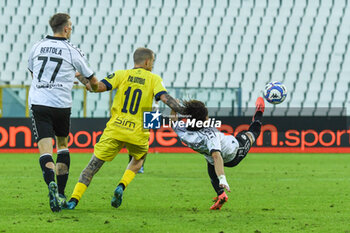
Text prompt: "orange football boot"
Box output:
[[210, 192, 228, 210]]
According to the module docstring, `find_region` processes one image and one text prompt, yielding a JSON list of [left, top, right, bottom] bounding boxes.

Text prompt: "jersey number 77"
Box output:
[[37, 56, 63, 83]]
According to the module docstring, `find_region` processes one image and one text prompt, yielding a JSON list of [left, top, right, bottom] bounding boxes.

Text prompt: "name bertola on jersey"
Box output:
[[40, 47, 63, 56]]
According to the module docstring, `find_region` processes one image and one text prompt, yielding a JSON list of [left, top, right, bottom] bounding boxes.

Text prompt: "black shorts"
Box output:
[[224, 131, 252, 167], [30, 105, 71, 142]]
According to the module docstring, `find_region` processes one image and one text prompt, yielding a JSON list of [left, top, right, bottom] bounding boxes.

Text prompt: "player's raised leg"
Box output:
[[247, 97, 265, 144], [111, 154, 146, 208], [64, 155, 105, 210]]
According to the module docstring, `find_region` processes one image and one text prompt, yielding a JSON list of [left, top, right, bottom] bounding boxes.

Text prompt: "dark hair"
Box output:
[[183, 100, 208, 131], [133, 47, 154, 64], [49, 13, 70, 33]]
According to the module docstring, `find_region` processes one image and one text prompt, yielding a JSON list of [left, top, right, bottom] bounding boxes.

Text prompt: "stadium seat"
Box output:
[[186, 72, 202, 88], [1, 71, 14, 83]]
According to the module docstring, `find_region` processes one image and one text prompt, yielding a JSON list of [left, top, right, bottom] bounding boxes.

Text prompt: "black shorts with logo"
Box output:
[[224, 131, 252, 167], [30, 104, 71, 142]]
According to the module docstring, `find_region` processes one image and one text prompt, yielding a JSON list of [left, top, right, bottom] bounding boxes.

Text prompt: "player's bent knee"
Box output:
[[56, 136, 69, 149]]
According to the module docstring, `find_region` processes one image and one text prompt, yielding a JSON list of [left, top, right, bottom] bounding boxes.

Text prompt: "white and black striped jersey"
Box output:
[[28, 35, 94, 108], [173, 122, 240, 165]]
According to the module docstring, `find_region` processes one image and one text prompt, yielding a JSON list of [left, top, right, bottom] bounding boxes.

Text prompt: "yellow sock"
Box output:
[[118, 169, 136, 189], [71, 182, 87, 201]]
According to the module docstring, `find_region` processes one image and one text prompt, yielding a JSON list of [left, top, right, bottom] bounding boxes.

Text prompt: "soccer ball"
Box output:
[[263, 81, 287, 104]]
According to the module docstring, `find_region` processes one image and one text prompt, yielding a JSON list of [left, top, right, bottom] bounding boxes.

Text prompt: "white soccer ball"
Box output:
[[263, 81, 287, 104]]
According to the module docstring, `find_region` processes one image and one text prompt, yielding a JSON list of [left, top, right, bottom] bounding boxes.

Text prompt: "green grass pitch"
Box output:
[[0, 153, 350, 233]]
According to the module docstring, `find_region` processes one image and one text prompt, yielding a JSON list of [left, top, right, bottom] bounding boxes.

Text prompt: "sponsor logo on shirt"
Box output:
[[36, 82, 63, 89]]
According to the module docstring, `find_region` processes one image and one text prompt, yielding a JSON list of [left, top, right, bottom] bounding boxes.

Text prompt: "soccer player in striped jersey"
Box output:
[[63, 48, 185, 210], [28, 13, 98, 212], [171, 97, 265, 210]]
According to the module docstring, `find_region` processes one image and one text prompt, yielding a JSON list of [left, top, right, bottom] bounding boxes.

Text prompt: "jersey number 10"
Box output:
[[121, 86, 142, 115]]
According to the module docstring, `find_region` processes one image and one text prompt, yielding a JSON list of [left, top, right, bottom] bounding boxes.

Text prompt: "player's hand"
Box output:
[[75, 72, 81, 77], [85, 82, 93, 92], [218, 175, 231, 192]]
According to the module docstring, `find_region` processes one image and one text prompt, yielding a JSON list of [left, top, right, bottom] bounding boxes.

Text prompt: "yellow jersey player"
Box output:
[[63, 47, 185, 210]]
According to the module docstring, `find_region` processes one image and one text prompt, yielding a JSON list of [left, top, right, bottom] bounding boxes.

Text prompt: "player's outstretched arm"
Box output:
[[160, 93, 186, 115], [211, 151, 230, 192], [75, 72, 107, 93]]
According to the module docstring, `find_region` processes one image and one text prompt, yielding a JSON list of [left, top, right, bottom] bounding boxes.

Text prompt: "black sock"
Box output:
[[39, 154, 55, 186], [57, 174, 68, 196], [249, 121, 262, 140], [249, 112, 263, 139], [118, 183, 126, 190], [253, 111, 263, 122], [56, 149, 70, 196]]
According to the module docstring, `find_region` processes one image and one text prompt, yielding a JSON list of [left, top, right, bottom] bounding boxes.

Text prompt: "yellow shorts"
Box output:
[[94, 133, 149, 161]]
